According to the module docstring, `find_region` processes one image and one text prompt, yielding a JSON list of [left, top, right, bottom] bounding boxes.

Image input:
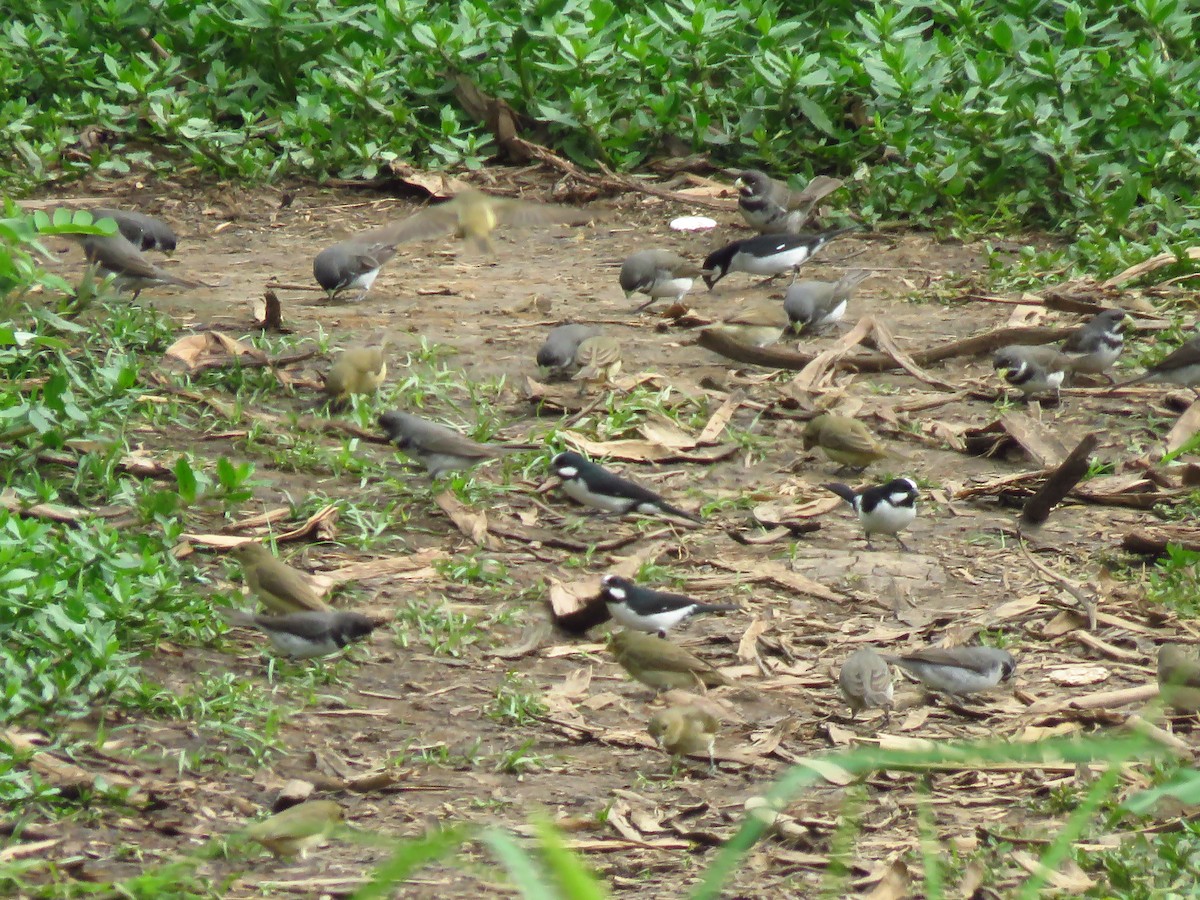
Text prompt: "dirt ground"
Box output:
[[24, 172, 1198, 896]]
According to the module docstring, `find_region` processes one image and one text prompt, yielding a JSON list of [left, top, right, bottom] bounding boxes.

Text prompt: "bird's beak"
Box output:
[[734, 177, 745, 189], [623, 289, 633, 299]]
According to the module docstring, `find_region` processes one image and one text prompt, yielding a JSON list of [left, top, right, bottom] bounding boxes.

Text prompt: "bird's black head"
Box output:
[[600, 574, 635, 601], [884, 477, 919, 500], [551, 450, 588, 478], [378, 411, 411, 448], [702, 244, 736, 289], [334, 612, 377, 644]]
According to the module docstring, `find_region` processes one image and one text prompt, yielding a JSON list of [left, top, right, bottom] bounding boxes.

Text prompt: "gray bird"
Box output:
[[1060, 309, 1126, 378], [993, 345, 1070, 398], [1119, 336, 1200, 388], [1158, 644, 1200, 713], [784, 270, 871, 334], [313, 221, 410, 302], [378, 410, 518, 478], [735, 170, 843, 234], [91, 208, 178, 252], [536, 323, 602, 376], [885, 646, 1016, 695], [222, 609, 377, 659], [71, 231, 205, 300], [838, 648, 894, 720], [619, 250, 702, 312]]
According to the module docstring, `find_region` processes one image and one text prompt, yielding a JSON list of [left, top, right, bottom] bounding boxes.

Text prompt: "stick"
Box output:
[[1020, 434, 1099, 527], [1122, 529, 1200, 556]]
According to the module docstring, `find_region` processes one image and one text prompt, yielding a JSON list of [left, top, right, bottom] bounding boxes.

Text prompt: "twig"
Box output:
[[1018, 540, 1097, 630], [1020, 434, 1099, 527]]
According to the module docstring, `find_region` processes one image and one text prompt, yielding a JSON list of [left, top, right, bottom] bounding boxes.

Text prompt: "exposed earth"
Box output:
[[18, 170, 1199, 897]]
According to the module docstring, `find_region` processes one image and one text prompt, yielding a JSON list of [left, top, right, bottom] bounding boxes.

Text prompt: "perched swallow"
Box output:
[[619, 250, 701, 311], [376, 188, 594, 252], [222, 608, 376, 659], [823, 477, 919, 551], [734, 170, 843, 234], [379, 410, 518, 478], [838, 648, 894, 721], [244, 800, 344, 859], [608, 629, 731, 691], [885, 646, 1016, 695], [1060, 309, 1126, 378], [91, 208, 177, 252], [1119, 336, 1200, 387], [648, 705, 719, 768], [550, 451, 701, 522], [571, 335, 622, 393], [784, 270, 871, 333], [228, 543, 329, 615], [323, 344, 387, 404], [993, 345, 1070, 398], [536, 323, 601, 375], [600, 575, 737, 637], [702, 228, 857, 289], [803, 414, 899, 472], [71, 231, 204, 300], [1158, 644, 1200, 713], [704, 302, 788, 347]]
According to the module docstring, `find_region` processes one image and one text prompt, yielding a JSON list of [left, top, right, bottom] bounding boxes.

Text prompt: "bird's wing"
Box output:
[[409, 422, 499, 459], [899, 647, 991, 673], [494, 199, 594, 228], [725, 305, 786, 327], [375, 206, 461, 244], [573, 337, 622, 369], [1156, 339, 1200, 370], [255, 565, 327, 610], [821, 423, 880, 455], [787, 175, 844, 210]]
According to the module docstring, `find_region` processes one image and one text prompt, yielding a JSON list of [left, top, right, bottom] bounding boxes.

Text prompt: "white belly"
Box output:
[[562, 478, 631, 513], [651, 277, 693, 300], [736, 245, 812, 275], [860, 502, 916, 536]]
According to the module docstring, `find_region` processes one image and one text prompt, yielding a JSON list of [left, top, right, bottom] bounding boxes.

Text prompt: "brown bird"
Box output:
[[1119, 336, 1200, 388], [571, 335, 622, 393], [1158, 644, 1200, 713], [70, 231, 205, 300], [608, 629, 731, 692], [379, 188, 595, 253], [838, 648, 894, 722], [228, 543, 329, 615], [648, 705, 719, 768], [243, 800, 344, 859], [803, 414, 900, 472], [323, 344, 388, 405], [704, 303, 789, 348]]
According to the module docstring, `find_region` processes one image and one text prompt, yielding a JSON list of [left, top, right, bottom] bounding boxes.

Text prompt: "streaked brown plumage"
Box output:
[[323, 344, 388, 404], [803, 414, 898, 471], [228, 543, 329, 615], [648, 705, 719, 767], [244, 800, 344, 858], [608, 629, 731, 691]]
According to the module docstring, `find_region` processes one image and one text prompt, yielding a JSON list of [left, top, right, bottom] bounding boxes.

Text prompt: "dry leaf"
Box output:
[[433, 491, 502, 550], [164, 331, 267, 372]]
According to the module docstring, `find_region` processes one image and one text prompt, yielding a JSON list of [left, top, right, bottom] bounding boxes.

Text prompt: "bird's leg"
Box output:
[[864, 535, 876, 550], [634, 296, 657, 313], [895, 535, 911, 552]]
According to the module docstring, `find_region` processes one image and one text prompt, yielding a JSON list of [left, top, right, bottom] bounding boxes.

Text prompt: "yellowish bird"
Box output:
[[1158, 644, 1200, 713], [608, 629, 731, 692], [571, 335, 622, 393], [323, 344, 388, 405], [382, 188, 596, 252], [244, 800, 344, 859], [704, 302, 788, 348], [228, 543, 329, 615], [648, 705, 719, 768], [803, 414, 900, 472]]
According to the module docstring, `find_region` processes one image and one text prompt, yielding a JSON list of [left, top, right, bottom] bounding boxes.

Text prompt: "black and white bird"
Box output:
[[600, 575, 737, 637], [379, 410, 518, 478], [885, 646, 1016, 696], [222, 609, 377, 659], [992, 345, 1070, 399], [536, 323, 602, 376], [734, 170, 843, 234], [619, 250, 701, 312], [550, 451, 701, 522], [1060, 309, 1126, 379], [784, 270, 871, 333], [91, 208, 178, 252], [1119, 335, 1200, 387], [822, 478, 918, 550], [702, 228, 858, 289]]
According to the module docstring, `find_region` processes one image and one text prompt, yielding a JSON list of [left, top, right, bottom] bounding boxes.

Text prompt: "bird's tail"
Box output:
[[659, 502, 703, 523], [698, 602, 740, 613], [220, 607, 258, 627], [822, 482, 858, 505]]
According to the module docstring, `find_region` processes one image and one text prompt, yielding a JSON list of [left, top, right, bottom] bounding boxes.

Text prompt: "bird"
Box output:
[[1157, 644, 1200, 713], [322, 344, 387, 405], [227, 543, 329, 615], [803, 414, 900, 472], [838, 648, 894, 721], [734, 170, 842, 234], [1059, 309, 1126, 379], [312, 221, 408, 302], [91, 208, 178, 252], [703, 303, 788, 348], [70, 231, 204, 300], [647, 705, 719, 768], [992, 345, 1070, 399], [608, 629, 731, 691], [1118, 336, 1200, 388], [536, 323, 601, 376], [221, 609, 377, 659], [784, 270, 872, 334], [550, 451, 701, 522], [373, 188, 595, 253], [379, 410, 518, 478], [822, 477, 919, 551], [599, 575, 738, 637], [619, 250, 702, 312], [702, 227, 858, 289], [885, 646, 1016, 695], [571, 336, 622, 393], [243, 800, 344, 859]]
